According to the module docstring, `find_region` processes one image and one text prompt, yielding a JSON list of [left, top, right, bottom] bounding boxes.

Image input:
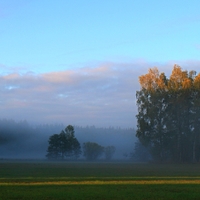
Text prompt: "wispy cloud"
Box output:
[[1, 60, 200, 128]]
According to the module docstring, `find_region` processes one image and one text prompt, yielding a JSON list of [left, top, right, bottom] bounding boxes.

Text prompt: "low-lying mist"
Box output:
[[0, 119, 136, 160]]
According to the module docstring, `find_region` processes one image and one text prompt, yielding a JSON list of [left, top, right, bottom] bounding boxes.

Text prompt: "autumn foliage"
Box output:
[[136, 65, 200, 163]]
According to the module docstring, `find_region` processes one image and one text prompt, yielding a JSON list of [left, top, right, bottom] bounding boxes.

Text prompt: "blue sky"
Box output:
[[0, 0, 200, 127], [1, 0, 200, 73]]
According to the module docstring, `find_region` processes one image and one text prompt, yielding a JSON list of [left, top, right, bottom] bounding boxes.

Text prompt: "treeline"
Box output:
[[0, 119, 136, 159], [136, 65, 200, 163], [0, 119, 60, 158]]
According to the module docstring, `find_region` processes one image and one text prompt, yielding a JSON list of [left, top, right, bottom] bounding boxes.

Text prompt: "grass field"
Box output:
[[0, 160, 200, 199]]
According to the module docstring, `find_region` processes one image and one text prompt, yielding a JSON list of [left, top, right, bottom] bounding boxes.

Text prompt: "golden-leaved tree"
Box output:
[[136, 65, 200, 162]]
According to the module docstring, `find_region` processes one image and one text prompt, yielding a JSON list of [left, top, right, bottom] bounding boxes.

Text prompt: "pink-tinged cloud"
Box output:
[[1, 60, 200, 128]]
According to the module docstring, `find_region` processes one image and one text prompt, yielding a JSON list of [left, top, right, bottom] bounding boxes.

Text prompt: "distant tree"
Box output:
[[46, 134, 61, 159], [104, 146, 116, 161], [46, 125, 81, 160], [83, 142, 104, 161], [64, 125, 82, 159]]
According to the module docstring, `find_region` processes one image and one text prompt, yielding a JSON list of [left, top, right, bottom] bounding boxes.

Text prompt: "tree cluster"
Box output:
[[46, 125, 81, 160], [83, 142, 104, 161], [82, 142, 116, 161], [46, 126, 116, 161], [136, 65, 200, 163]]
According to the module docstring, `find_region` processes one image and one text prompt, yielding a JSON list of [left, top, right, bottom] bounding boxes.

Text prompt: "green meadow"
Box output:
[[0, 161, 200, 199]]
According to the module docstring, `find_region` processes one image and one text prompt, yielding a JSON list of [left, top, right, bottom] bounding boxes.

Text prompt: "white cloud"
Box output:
[[1, 60, 200, 128]]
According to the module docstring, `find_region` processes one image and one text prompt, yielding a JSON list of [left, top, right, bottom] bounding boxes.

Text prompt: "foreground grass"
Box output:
[[1, 161, 200, 199], [1, 184, 200, 200]]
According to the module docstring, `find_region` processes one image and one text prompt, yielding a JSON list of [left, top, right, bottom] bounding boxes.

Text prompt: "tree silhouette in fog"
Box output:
[[83, 142, 104, 161], [46, 125, 81, 160], [104, 146, 116, 161]]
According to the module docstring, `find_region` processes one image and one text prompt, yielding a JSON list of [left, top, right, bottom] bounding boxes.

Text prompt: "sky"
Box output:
[[0, 0, 200, 128]]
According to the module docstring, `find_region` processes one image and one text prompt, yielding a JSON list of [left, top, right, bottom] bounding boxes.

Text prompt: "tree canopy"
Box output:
[[136, 65, 200, 163]]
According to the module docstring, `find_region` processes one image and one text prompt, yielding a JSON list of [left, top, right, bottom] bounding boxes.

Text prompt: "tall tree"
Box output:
[[167, 66, 193, 162], [191, 73, 200, 162], [136, 65, 200, 163], [136, 68, 170, 161]]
